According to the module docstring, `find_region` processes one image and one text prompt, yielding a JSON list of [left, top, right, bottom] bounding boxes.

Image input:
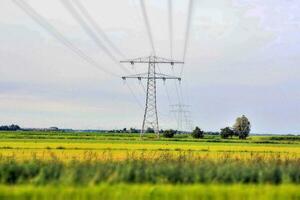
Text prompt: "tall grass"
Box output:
[[0, 152, 299, 185]]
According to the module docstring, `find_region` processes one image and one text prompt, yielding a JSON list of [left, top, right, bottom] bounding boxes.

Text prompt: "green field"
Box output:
[[0, 131, 299, 199], [1, 184, 300, 200]]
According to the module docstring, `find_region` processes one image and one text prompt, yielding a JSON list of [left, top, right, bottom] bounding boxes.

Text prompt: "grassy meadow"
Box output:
[[0, 131, 299, 199]]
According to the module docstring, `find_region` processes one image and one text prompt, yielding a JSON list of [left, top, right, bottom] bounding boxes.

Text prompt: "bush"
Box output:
[[145, 127, 155, 133], [191, 127, 204, 139], [220, 127, 234, 139], [163, 129, 176, 138]]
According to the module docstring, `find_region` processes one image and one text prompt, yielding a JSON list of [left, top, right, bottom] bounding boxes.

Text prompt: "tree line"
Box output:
[[0, 124, 21, 131], [163, 115, 251, 139], [0, 115, 251, 140]]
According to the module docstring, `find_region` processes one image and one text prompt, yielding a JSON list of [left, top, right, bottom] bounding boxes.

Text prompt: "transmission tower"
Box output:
[[170, 104, 193, 132], [121, 55, 183, 137]]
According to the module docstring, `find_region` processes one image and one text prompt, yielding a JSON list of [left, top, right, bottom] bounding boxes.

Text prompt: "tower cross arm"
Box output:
[[120, 56, 184, 65], [122, 73, 181, 81]]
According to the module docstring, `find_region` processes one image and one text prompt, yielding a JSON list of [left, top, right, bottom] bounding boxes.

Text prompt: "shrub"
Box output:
[[163, 129, 176, 138], [191, 127, 204, 139], [145, 127, 154, 133]]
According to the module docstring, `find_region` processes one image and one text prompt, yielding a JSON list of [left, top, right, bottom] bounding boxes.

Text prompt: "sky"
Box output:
[[0, 0, 300, 134]]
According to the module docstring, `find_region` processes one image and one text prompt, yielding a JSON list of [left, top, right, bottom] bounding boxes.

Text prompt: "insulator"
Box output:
[[122, 77, 126, 84], [130, 61, 134, 65], [138, 77, 141, 81]]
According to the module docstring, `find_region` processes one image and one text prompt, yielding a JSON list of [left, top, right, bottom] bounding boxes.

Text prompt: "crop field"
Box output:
[[0, 131, 300, 200]]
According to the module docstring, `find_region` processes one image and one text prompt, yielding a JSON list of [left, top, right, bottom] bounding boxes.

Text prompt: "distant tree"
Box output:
[[191, 126, 204, 139], [205, 131, 220, 135], [0, 124, 21, 131], [146, 127, 155, 133], [11, 124, 21, 131], [233, 115, 251, 139], [220, 127, 234, 139], [0, 126, 9, 131], [163, 129, 176, 138], [130, 128, 139, 133]]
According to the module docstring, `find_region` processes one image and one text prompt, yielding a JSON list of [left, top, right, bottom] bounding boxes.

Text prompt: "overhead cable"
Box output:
[[61, 0, 130, 74], [180, 0, 194, 76], [12, 0, 119, 77], [139, 0, 155, 54], [73, 0, 126, 58]]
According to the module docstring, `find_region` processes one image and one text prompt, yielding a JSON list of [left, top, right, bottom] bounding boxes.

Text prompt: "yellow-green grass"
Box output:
[[0, 139, 300, 161], [1, 131, 300, 144], [1, 132, 300, 200], [0, 184, 299, 200]]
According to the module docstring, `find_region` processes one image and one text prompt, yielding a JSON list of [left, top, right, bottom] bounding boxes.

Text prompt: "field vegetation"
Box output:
[[0, 131, 299, 199]]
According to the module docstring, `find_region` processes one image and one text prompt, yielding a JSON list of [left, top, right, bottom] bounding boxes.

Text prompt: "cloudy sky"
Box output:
[[0, 0, 299, 133]]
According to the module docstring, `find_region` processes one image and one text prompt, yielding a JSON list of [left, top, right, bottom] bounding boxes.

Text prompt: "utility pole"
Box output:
[[121, 55, 183, 137]]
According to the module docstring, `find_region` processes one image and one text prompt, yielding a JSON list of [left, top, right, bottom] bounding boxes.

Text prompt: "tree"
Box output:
[[129, 128, 139, 133], [0, 124, 21, 131], [146, 127, 155, 133], [220, 127, 234, 139], [163, 129, 176, 138], [233, 115, 251, 139], [191, 126, 204, 139]]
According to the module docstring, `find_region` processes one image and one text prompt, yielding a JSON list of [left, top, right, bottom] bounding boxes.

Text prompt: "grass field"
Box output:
[[1, 131, 300, 161], [1, 184, 300, 200], [0, 131, 299, 199]]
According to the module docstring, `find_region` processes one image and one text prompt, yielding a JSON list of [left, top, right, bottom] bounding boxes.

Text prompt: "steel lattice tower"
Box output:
[[170, 104, 193, 132], [121, 55, 183, 137], [143, 56, 159, 134]]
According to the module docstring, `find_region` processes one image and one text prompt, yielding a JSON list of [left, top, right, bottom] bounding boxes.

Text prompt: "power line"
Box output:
[[72, 0, 126, 58], [180, 0, 194, 76], [157, 63, 179, 124], [171, 0, 195, 131], [139, 80, 147, 94], [134, 0, 173, 125], [61, 0, 130, 74], [12, 0, 119, 77], [139, 0, 155, 54], [167, 1, 183, 110], [164, 83, 177, 123], [14, 0, 145, 120], [168, 0, 173, 59], [171, 67, 182, 104], [124, 82, 144, 110], [14, 0, 193, 133]]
